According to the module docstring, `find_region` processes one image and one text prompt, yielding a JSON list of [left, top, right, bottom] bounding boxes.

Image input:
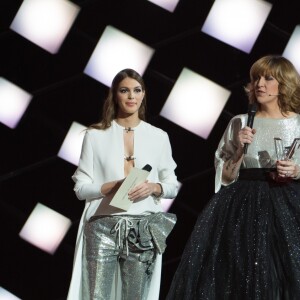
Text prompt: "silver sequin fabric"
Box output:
[[167, 115, 300, 300], [82, 212, 176, 300], [243, 116, 300, 168]]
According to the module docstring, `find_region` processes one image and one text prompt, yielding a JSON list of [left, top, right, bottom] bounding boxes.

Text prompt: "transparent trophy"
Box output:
[[270, 137, 300, 182]]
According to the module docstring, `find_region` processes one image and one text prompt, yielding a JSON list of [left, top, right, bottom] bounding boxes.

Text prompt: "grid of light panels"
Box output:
[[2, 0, 297, 298]]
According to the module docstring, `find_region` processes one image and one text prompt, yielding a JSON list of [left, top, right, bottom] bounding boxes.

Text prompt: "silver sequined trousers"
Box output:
[[82, 212, 176, 300]]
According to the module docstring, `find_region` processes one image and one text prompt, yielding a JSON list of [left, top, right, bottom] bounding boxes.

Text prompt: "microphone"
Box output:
[[142, 164, 152, 172], [268, 94, 280, 96], [244, 103, 258, 154]]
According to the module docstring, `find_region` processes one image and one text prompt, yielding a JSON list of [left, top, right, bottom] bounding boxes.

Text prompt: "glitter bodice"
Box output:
[[242, 115, 300, 168]]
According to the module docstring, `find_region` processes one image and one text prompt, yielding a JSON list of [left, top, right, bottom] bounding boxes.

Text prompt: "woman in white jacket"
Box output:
[[67, 68, 178, 300]]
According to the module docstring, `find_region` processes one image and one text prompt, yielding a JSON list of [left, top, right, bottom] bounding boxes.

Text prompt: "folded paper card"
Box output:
[[109, 165, 151, 211]]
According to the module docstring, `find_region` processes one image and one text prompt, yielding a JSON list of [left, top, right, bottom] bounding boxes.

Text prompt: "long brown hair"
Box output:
[[247, 55, 300, 113], [90, 68, 147, 130]]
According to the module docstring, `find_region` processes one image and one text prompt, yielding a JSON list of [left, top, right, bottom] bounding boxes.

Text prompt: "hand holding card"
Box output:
[[109, 164, 152, 211]]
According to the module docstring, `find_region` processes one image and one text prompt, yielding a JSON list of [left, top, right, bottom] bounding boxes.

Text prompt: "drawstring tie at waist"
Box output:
[[112, 217, 133, 256]]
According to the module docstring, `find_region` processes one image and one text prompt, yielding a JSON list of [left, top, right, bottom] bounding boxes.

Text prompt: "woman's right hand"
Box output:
[[222, 126, 256, 184], [238, 126, 256, 152], [100, 179, 124, 197]]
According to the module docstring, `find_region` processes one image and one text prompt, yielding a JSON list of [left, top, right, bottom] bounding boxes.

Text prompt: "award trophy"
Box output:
[[271, 137, 300, 182]]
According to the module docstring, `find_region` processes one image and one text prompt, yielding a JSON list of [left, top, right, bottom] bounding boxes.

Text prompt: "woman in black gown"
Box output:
[[166, 55, 300, 300]]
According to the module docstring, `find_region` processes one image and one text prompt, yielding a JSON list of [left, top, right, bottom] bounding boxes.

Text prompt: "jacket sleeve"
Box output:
[[72, 131, 103, 200], [157, 133, 178, 199], [214, 115, 245, 193]]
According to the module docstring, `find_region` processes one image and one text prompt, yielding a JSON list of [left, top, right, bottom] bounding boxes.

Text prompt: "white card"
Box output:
[[109, 167, 150, 211]]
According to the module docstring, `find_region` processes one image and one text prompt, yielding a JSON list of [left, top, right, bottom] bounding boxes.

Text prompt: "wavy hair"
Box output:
[[247, 55, 300, 114], [90, 68, 147, 130]]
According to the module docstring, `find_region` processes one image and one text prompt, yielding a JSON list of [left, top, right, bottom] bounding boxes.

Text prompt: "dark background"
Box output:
[[0, 0, 298, 299]]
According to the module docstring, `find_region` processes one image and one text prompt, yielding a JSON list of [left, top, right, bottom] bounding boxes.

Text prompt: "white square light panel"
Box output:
[[10, 0, 80, 54], [0, 77, 32, 129], [147, 0, 180, 12], [283, 25, 300, 74], [19, 203, 72, 254], [58, 121, 87, 166], [84, 25, 155, 87], [202, 0, 272, 53], [160, 68, 231, 139], [0, 287, 21, 300]]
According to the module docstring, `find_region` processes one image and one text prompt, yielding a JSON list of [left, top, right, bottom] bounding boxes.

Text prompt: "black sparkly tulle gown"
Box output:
[[166, 115, 300, 300], [166, 177, 300, 300]]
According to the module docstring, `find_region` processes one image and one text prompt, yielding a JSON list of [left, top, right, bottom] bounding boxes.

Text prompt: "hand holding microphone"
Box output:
[[242, 103, 257, 154]]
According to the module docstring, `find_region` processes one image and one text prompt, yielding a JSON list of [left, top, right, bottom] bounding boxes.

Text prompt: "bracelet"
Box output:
[[153, 183, 164, 204]]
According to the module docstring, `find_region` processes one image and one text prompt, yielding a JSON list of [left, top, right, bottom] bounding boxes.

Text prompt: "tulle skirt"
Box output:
[[166, 170, 300, 300]]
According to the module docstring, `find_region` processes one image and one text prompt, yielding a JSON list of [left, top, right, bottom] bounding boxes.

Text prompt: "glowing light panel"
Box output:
[[19, 203, 72, 255], [58, 121, 87, 166], [0, 77, 32, 129], [84, 25, 155, 87], [202, 0, 272, 53], [0, 287, 21, 300], [160, 68, 231, 139], [283, 25, 300, 74], [147, 0, 180, 12], [10, 0, 80, 54]]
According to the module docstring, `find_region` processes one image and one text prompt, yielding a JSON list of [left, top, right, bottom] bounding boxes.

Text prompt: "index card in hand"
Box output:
[[109, 167, 150, 211]]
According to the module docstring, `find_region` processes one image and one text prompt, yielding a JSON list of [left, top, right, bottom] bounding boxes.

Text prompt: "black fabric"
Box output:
[[239, 168, 276, 181], [166, 174, 300, 300]]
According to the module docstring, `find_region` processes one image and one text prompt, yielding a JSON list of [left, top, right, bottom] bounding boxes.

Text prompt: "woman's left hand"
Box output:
[[128, 181, 156, 201], [276, 160, 300, 178]]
